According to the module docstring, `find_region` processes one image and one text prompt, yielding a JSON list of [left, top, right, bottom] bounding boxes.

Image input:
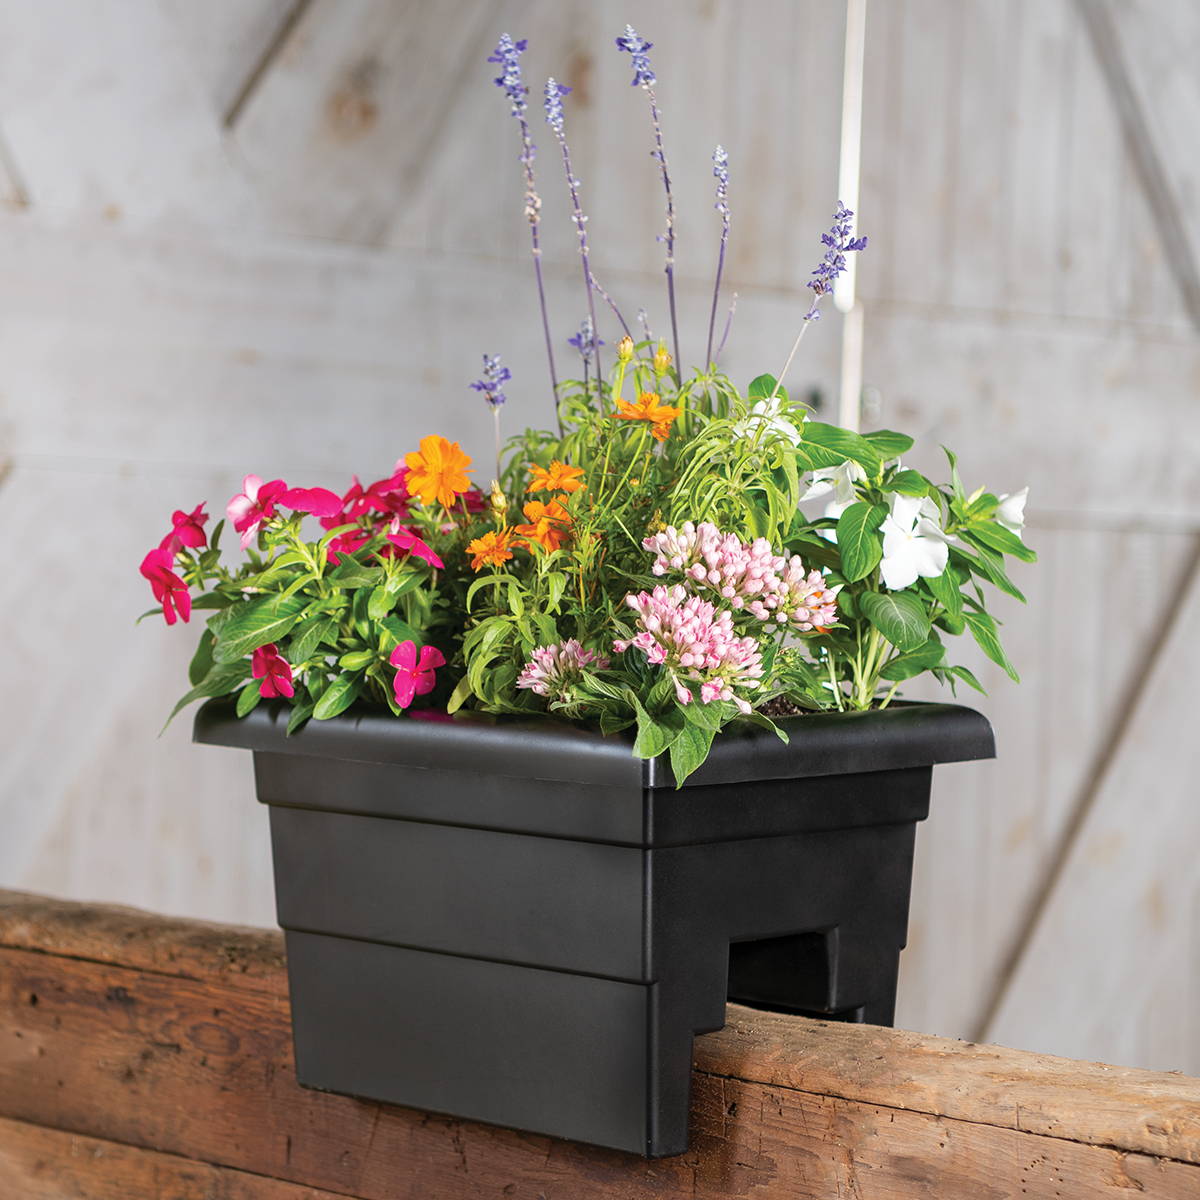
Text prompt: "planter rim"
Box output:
[[194, 698, 994, 789]]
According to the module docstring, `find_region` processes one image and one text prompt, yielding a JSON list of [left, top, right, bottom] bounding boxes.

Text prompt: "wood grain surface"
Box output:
[[1, 889, 1198, 1198]]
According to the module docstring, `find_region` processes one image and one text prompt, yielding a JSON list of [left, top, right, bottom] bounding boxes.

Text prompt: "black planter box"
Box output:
[[194, 699, 993, 1157]]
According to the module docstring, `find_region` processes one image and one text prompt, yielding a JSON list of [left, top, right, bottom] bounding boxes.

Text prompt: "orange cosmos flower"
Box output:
[[515, 497, 573, 553], [466, 527, 516, 571], [527, 460, 585, 494], [404, 435, 473, 508], [613, 391, 682, 443]]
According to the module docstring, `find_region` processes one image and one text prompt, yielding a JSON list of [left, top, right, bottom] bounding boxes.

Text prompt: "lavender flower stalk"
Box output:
[[617, 25, 681, 379], [469, 353, 511, 479], [545, 77, 602, 387], [488, 35, 560, 430], [705, 145, 730, 369], [568, 316, 604, 393], [715, 291, 738, 365], [769, 203, 868, 401]]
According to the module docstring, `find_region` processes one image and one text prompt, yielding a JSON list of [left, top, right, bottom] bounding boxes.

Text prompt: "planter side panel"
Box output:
[[268, 807, 647, 979], [284, 931, 652, 1154]]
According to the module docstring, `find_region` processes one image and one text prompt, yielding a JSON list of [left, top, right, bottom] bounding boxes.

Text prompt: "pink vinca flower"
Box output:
[[517, 639, 610, 702], [139, 548, 191, 626], [613, 584, 764, 713], [280, 486, 343, 519], [390, 640, 446, 709], [324, 527, 371, 566], [387, 522, 444, 568], [251, 643, 295, 699], [227, 475, 288, 549], [159, 503, 208, 554]]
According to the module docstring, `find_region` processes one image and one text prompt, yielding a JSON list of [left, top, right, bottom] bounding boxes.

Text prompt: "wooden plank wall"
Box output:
[[0, 0, 1196, 1072], [3, 890, 1199, 1199]]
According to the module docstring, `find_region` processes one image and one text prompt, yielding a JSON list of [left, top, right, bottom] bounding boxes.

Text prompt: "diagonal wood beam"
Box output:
[[1076, 0, 1200, 333], [223, 0, 315, 131], [977, 534, 1200, 1042]]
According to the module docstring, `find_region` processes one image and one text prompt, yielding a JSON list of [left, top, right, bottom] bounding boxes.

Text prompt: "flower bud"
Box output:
[[489, 480, 509, 519], [616, 334, 634, 363], [653, 339, 672, 376]]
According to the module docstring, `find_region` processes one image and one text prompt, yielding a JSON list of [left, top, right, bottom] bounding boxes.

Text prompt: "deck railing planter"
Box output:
[[195, 697, 993, 1156]]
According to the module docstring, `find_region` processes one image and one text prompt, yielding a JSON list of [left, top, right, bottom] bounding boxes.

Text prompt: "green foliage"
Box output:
[[148, 348, 1033, 786]]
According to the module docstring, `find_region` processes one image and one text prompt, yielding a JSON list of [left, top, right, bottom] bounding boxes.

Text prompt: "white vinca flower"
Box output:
[[879, 493, 952, 591], [733, 396, 804, 446], [995, 487, 1028, 537], [800, 459, 867, 520]]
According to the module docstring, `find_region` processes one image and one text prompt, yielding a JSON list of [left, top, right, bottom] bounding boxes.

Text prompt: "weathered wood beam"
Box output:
[[1, 890, 1198, 1198]]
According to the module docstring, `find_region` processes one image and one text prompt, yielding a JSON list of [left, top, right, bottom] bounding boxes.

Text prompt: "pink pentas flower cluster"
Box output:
[[613, 585, 764, 712], [643, 521, 839, 630], [517, 639, 610, 701]]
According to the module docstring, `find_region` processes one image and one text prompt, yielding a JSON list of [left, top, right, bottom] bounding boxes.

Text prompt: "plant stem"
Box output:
[[715, 292, 738, 364], [646, 87, 681, 375], [554, 133, 603, 389], [769, 319, 813, 402], [514, 112, 561, 432], [706, 229, 728, 369]]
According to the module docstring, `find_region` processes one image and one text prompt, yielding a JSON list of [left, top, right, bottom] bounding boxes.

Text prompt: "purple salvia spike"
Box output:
[[544, 77, 603, 391], [705, 145, 730, 368], [488, 34, 561, 431], [617, 25, 680, 378], [769, 204, 867, 400]]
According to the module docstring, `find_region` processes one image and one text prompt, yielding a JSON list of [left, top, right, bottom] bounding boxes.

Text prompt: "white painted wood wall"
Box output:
[[0, 0, 1196, 1072]]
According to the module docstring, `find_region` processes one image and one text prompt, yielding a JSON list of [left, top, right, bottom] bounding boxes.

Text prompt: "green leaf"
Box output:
[[737, 711, 790, 743], [863, 429, 914, 459], [682, 699, 730, 731], [835, 502, 886, 582], [949, 664, 987, 694], [446, 674, 474, 714], [925, 564, 964, 621], [748, 374, 785, 402], [213, 593, 307, 663], [163, 663, 250, 728], [235, 684, 263, 718], [886, 469, 930, 497], [630, 695, 685, 759], [188, 629, 215, 686], [338, 650, 375, 670], [312, 674, 362, 720], [955, 542, 1026, 603], [289, 616, 337, 665], [968, 520, 1037, 563], [801, 423, 883, 476], [328, 562, 384, 589], [879, 635, 946, 681], [669, 723, 715, 787], [964, 610, 1019, 682], [286, 702, 314, 736], [859, 590, 932, 652], [599, 710, 634, 736], [367, 585, 394, 622]]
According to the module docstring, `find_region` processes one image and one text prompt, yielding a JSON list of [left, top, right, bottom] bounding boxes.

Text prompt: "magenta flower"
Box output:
[[139, 548, 191, 626], [159, 503, 208, 554], [251, 643, 294, 699], [227, 475, 288, 550], [280, 486, 343, 519], [324, 527, 371, 566], [386, 524, 444, 569], [322, 464, 411, 530], [390, 640, 446, 709]]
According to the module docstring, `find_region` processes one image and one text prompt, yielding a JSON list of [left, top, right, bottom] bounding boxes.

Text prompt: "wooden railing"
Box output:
[[1, 888, 1198, 1198]]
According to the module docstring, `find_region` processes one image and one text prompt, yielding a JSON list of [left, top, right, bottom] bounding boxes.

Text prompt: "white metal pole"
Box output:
[[835, 0, 867, 431]]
